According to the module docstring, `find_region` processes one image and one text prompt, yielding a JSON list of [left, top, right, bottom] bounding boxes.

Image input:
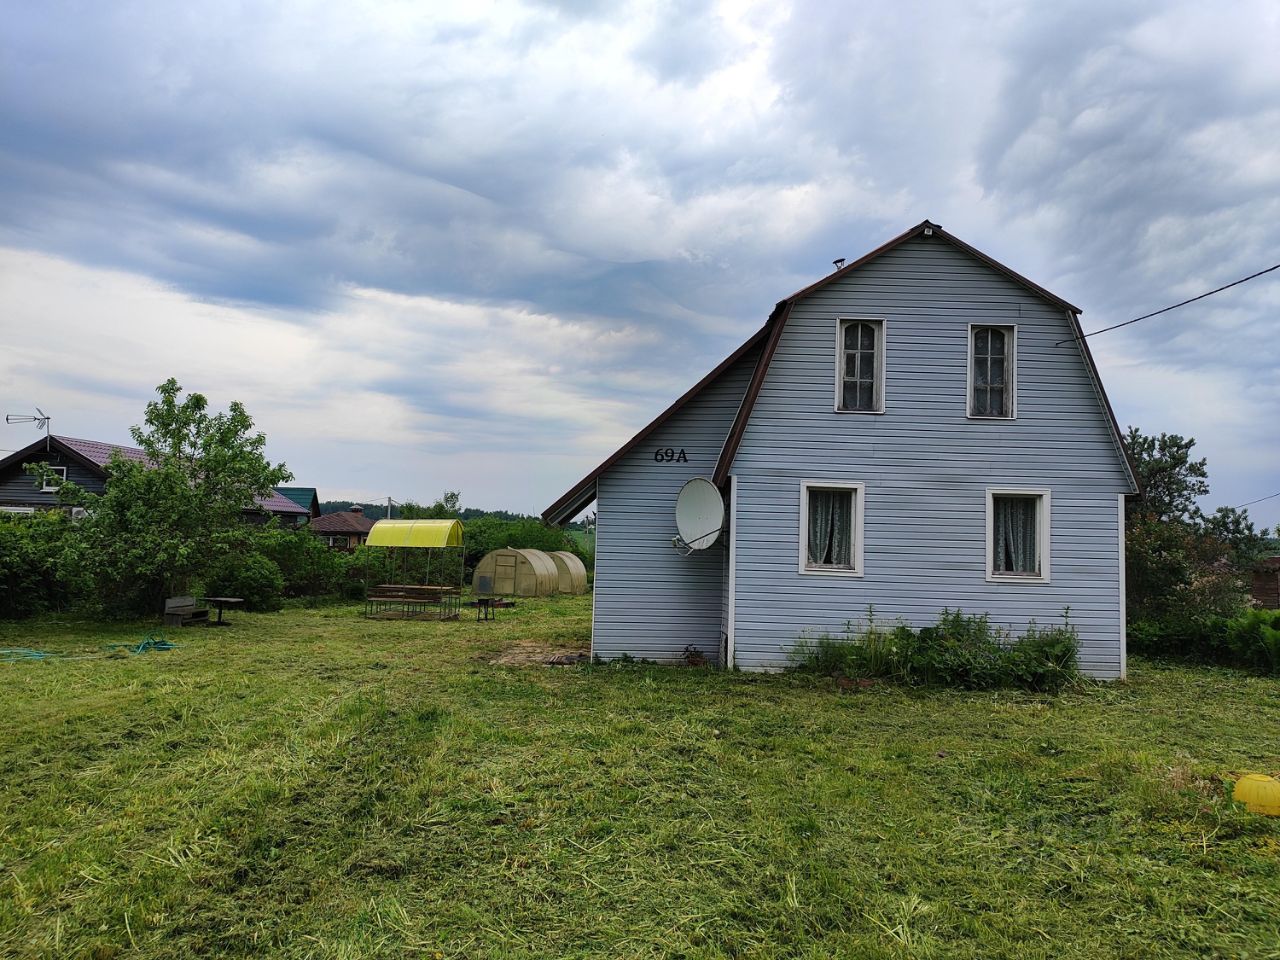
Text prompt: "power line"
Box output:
[[1235, 490, 1280, 509], [1058, 260, 1280, 345]]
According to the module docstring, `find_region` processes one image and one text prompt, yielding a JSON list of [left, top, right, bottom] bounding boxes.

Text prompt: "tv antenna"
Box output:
[[5, 408, 52, 450]]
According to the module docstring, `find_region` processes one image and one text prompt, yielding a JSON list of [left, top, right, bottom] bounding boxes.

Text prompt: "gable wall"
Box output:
[[729, 235, 1131, 677], [593, 345, 759, 663], [0, 449, 106, 508]]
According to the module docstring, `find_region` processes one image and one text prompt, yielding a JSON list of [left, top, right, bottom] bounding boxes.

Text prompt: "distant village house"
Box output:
[[0, 435, 311, 523], [309, 505, 375, 549]]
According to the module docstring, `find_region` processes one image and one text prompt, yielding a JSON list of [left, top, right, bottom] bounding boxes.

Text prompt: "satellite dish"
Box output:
[[674, 477, 724, 552]]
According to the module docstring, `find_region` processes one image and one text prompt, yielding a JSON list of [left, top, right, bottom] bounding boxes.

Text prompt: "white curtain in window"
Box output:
[[994, 496, 1037, 573], [808, 489, 852, 566]]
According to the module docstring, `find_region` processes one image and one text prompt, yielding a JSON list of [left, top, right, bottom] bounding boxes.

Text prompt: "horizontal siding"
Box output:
[[0, 452, 105, 508], [731, 236, 1130, 679], [593, 347, 758, 664]]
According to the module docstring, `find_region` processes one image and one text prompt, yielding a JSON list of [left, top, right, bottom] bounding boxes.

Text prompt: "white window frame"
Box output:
[[985, 487, 1051, 583], [40, 466, 67, 492], [799, 480, 865, 577], [966, 323, 1017, 419], [0, 506, 36, 514], [834, 318, 886, 414]]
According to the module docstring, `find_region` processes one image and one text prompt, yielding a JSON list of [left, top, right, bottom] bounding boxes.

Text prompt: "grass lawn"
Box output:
[[2, 596, 1279, 959]]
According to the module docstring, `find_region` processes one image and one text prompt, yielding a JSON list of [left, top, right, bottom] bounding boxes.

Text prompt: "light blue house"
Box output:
[[544, 221, 1138, 678]]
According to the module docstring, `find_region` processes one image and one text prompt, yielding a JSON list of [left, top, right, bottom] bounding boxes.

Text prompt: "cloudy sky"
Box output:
[[1, 0, 1277, 526]]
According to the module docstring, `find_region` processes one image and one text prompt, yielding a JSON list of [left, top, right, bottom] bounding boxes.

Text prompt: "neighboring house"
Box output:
[[0, 435, 310, 523], [310, 506, 375, 549], [1253, 557, 1280, 609], [276, 486, 322, 520], [543, 221, 1138, 679]]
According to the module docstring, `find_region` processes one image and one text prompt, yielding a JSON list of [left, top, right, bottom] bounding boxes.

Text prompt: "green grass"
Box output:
[[2, 596, 1279, 959]]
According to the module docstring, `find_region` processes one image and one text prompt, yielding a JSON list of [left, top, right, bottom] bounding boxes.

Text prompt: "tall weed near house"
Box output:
[[1007, 620, 1080, 692], [794, 610, 910, 680], [795, 608, 1081, 691], [901, 609, 1009, 689]]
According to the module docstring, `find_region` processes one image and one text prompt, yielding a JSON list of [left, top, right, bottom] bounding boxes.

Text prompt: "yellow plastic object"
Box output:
[[366, 519, 463, 548], [1234, 774, 1280, 816]]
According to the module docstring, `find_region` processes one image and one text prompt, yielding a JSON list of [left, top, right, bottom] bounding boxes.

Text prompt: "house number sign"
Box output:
[[653, 447, 689, 463]]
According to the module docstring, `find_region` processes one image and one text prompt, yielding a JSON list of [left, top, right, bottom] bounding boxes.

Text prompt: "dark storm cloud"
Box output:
[[0, 0, 1276, 520]]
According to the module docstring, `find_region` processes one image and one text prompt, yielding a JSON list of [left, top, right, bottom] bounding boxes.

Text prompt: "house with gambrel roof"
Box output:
[[544, 221, 1137, 678]]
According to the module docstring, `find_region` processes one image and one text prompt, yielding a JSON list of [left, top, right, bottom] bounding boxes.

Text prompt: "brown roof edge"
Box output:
[[713, 219, 1089, 483], [712, 300, 790, 487], [541, 324, 770, 526]]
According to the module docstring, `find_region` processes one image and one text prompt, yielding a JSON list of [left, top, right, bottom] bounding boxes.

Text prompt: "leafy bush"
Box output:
[[795, 608, 1080, 692], [202, 553, 285, 612], [1128, 608, 1280, 675], [1224, 609, 1280, 674], [901, 610, 1010, 689], [1006, 622, 1080, 693], [249, 524, 348, 598], [0, 511, 81, 618]]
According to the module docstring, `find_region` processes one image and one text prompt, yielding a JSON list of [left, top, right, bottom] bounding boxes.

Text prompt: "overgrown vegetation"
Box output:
[[1124, 427, 1277, 672], [17, 379, 291, 617], [2, 596, 1278, 958], [795, 609, 1080, 692]]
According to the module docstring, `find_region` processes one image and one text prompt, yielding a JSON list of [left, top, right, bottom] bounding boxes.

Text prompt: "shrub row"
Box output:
[[795, 609, 1080, 692], [1130, 608, 1280, 675]]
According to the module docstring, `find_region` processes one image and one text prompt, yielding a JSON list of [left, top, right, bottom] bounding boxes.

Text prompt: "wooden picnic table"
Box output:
[[200, 596, 244, 626]]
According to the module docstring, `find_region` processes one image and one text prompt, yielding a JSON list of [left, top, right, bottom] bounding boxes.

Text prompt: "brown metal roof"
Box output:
[[311, 510, 377, 534], [57, 436, 151, 467], [541, 325, 768, 525]]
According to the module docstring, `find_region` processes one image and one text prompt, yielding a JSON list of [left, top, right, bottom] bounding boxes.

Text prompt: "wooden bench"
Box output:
[[163, 596, 209, 627]]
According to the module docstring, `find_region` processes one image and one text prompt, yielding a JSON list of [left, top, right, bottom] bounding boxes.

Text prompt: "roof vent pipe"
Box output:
[[832, 258, 845, 271]]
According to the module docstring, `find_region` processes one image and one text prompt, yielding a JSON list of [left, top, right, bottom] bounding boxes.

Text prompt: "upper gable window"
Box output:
[[40, 466, 66, 492], [969, 325, 1016, 418], [836, 319, 884, 413]]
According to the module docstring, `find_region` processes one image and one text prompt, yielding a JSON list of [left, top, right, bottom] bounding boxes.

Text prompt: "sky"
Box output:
[[1, 0, 1277, 528]]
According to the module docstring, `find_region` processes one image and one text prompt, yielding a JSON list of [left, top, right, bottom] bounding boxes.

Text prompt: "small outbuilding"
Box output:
[[473, 548, 558, 597], [549, 551, 589, 594], [1254, 556, 1280, 609]]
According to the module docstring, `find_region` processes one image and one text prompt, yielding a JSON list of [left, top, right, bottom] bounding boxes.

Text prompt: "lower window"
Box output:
[[800, 481, 864, 576], [987, 489, 1050, 581]]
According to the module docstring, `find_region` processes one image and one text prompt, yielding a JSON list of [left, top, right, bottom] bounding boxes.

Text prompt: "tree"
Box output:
[[51, 379, 291, 615], [1124, 427, 1259, 628], [1124, 428, 1208, 522], [401, 491, 461, 520]]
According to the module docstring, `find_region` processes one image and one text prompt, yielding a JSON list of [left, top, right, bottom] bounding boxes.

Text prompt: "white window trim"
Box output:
[[1117, 493, 1127, 680], [966, 323, 1018, 419], [40, 466, 67, 492], [799, 480, 865, 577], [0, 506, 36, 514], [985, 487, 1051, 583], [833, 318, 887, 414]]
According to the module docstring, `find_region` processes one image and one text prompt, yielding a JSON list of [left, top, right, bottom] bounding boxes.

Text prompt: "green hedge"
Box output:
[[1131, 608, 1280, 675]]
